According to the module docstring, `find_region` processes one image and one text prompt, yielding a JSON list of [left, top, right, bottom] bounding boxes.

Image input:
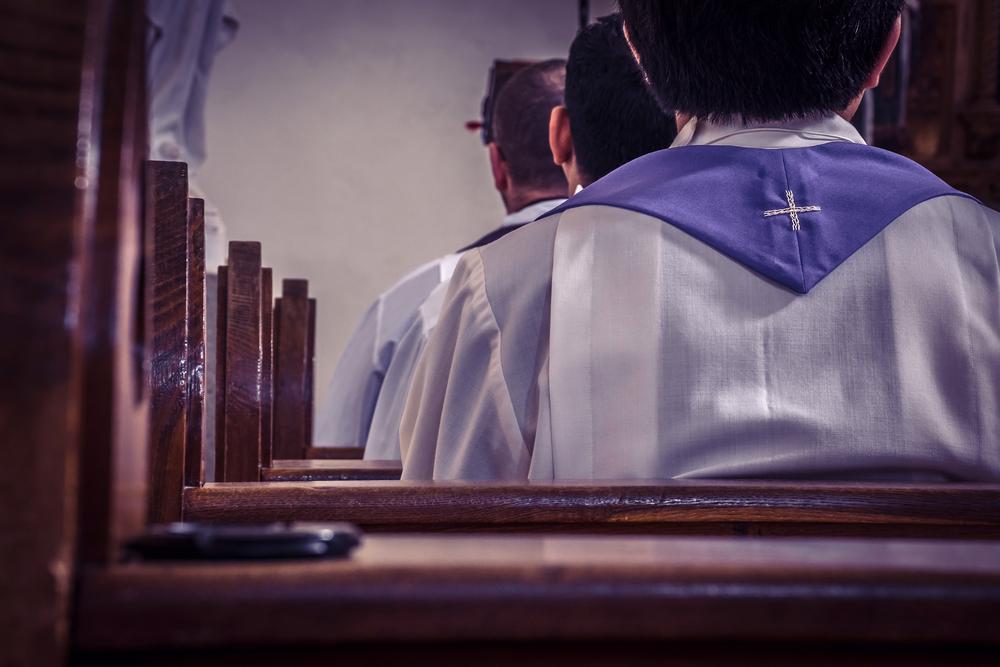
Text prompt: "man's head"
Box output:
[[549, 14, 677, 191], [490, 59, 568, 213], [618, 0, 904, 124]]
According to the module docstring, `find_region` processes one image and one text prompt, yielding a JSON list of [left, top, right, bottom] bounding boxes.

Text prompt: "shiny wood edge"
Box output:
[[305, 297, 316, 448], [262, 460, 403, 481], [260, 268, 274, 469], [184, 198, 206, 488], [273, 279, 310, 459], [221, 241, 262, 482], [146, 160, 189, 523], [75, 534, 1000, 650], [307, 446, 364, 459], [183, 480, 1000, 537], [214, 266, 228, 482]]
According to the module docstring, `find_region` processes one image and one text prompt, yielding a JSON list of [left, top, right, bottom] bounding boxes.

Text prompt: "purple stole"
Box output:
[[541, 143, 973, 293]]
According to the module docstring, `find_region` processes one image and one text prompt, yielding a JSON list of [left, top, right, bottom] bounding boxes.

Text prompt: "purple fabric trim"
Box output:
[[539, 143, 975, 293]]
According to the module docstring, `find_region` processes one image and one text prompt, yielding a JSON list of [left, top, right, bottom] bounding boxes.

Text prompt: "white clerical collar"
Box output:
[[670, 114, 866, 150], [503, 198, 567, 226]]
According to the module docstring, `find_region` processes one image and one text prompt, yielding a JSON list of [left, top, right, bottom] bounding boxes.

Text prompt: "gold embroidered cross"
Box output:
[[763, 190, 821, 231]]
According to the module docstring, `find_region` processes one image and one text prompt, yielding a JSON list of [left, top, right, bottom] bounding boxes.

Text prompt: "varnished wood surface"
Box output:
[[75, 534, 1000, 651], [1, 1, 147, 663], [260, 268, 273, 469], [213, 266, 228, 482], [184, 479, 1000, 538], [184, 199, 205, 488], [305, 296, 316, 449], [272, 280, 311, 459], [307, 446, 364, 459], [220, 242, 262, 482], [146, 161, 189, 523], [77, 0, 148, 564], [262, 460, 403, 481]]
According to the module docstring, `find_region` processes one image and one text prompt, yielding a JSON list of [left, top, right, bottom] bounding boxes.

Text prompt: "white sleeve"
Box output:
[[364, 313, 427, 460], [314, 300, 383, 447], [399, 251, 530, 480], [365, 279, 451, 461]]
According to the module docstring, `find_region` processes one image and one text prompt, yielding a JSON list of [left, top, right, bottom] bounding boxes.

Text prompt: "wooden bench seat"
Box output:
[[74, 534, 1000, 659], [306, 446, 364, 460], [262, 459, 403, 481], [182, 479, 1000, 538]]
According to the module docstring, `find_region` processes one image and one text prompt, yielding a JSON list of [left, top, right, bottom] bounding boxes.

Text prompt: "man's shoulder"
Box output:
[[380, 254, 454, 302], [475, 216, 561, 314], [358, 253, 456, 354]]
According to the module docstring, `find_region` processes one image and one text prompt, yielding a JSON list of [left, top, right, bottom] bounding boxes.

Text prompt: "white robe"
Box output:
[[315, 199, 565, 450], [400, 116, 1000, 481]]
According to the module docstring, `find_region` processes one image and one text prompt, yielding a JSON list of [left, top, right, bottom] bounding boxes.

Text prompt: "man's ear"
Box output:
[[487, 142, 508, 193], [549, 106, 573, 167], [865, 15, 902, 88]]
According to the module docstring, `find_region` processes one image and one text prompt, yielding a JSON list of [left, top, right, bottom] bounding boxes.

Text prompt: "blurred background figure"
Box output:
[[316, 59, 568, 451], [147, 0, 238, 272]]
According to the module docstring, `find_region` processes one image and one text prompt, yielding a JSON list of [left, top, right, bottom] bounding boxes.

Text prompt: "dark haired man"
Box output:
[[549, 15, 676, 192], [400, 1, 1000, 481], [316, 60, 567, 452]]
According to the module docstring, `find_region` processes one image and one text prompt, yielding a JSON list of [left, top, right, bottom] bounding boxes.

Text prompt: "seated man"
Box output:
[[364, 15, 677, 458], [315, 60, 568, 449], [400, 0, 1000, 481]]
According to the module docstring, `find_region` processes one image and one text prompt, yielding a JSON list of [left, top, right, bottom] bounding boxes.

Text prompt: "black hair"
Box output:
[[492, 59, 568, 191], [618, 0, 904, 123], [565, 14, 677, 185]]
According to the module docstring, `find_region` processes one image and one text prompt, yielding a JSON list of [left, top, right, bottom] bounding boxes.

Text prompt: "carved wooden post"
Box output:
[[261, 267, 274, 468], [273, 279, 313, 459], [214, 265, 228, 482], [1, 1, 149, 661], [184, 198, 206, 487], [146, 161, 189, 523], [218, 241, 263, 482]]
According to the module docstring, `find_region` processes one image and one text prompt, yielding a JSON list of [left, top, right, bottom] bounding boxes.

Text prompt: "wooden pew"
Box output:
[[74, 534, 1000, 662], [271, 278, 368, 463], [272, 279, 314, 460], [146, 160, 207, 521], [210, 246, 392, 481], [214, 241, 266, 482], [261, 460, 404, 481], [2, 1, 149, 663], [184, 479, 1000, 539], [139, 182, 380, 494], [307, 446, 365, 460]]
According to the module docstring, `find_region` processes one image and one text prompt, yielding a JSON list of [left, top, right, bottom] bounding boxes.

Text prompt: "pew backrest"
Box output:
[[273, 279, 315, 460], [215, 241, 265, 482], [183, 479, 1000, 538]]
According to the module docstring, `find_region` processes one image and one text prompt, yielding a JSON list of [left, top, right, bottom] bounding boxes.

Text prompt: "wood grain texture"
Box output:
[[221, 242, 262, 482], [214, 266, 228, 483], [75, 534, 1000, 651], [272, 280, 310, 459], [77, 0, 148, 564], [306, 297, 316, 449], [184, 199, 205, 487], [145, 160, 189, 524], [262, 460, 403, 481], [0, 0, 139, 663], [260, 268, 273, 468], [184, 480, 1000, 538], [307, 446, 364, 460]]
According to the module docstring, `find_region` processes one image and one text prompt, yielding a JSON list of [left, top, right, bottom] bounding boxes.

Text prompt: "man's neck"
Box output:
[[504, 190, 566, 215]]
